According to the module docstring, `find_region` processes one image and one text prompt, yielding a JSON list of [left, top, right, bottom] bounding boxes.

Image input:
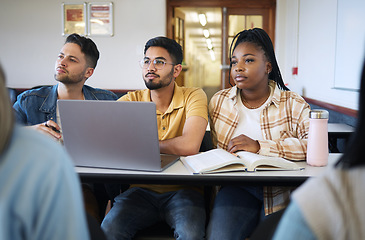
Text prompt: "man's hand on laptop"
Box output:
[[29, 120, 62, 140]]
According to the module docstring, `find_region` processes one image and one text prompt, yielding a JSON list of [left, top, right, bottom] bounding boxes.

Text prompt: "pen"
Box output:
[[50, 126, 60, 133], [45, 123, 61, 133], [231, 152, 241, 158]]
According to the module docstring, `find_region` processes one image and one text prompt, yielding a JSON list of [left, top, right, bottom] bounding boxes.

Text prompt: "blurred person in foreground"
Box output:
[[0, 64, 90, 239], [273, 58, 365, 240]]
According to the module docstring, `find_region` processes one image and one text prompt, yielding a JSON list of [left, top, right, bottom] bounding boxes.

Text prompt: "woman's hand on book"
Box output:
[[228, 134, 260, 154]]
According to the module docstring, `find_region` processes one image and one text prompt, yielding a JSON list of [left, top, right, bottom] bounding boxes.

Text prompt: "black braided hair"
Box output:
[[228, 28, 289, 91]]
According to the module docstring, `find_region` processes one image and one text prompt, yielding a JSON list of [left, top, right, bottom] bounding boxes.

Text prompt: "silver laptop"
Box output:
[[58, 100, 180, 172]]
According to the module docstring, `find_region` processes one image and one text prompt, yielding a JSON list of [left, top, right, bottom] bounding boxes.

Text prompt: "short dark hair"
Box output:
[[144, 37, 183, 65], [65, 33, 99, 69], [229, 28, 289, 91]]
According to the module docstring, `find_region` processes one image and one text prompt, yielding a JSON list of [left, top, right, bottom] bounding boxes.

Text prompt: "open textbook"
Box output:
[[181, 149, 304, 174]]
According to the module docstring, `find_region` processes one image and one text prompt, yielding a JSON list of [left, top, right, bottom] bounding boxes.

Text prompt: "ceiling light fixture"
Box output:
[[203, 29, 210, 38], [198, 13, 207, 27], [209, 49, 216, 61], [206, 38, 213, 50]]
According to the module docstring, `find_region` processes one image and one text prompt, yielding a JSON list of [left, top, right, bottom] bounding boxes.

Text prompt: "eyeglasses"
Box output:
[[139, 59, 175, 70]]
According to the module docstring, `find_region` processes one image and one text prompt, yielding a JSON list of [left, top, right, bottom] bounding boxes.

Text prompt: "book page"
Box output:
[[236, 151, 301, 171], [183, 149, 238, 173], [236, 151, 267, 163], [204, 164, 247, 174]]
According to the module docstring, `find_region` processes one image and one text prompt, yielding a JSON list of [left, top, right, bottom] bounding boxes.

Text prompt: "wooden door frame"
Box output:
[[166, 0, 276, 41], [224, 7, 272, 88], [166, 0, 276, 89]]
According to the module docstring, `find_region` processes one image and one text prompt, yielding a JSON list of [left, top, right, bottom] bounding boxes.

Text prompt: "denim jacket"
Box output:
[[13, 84, 118, 125]]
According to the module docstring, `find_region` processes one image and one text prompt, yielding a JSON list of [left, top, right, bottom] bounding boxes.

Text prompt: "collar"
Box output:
[[39, 84, 92, 113], [228, 85, 239, 106], [269, 80, 281, 109], [227, 80, 281, 109], [141, 82, 184, 114], [82, 85, 94, 100], [165, 82, 184, 114], [39, 85, 58, 113]]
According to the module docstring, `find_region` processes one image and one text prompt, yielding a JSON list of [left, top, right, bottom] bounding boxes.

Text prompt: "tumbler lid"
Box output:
[[309, 109, 329, 119]]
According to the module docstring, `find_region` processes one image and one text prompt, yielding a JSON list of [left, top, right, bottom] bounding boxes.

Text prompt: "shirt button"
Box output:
[[162, 127, 166, 130], [162, 116, 165, 119]]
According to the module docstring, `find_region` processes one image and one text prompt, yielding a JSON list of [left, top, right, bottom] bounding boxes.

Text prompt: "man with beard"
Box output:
[[13, 33, 117, 223], [101, 36, 208, 240], [13, 33, 117, 139]]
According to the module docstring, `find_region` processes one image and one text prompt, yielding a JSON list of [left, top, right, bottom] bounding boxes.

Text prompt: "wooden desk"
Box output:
[[76, 153, 341, 187], [328, 123, 354, 152]]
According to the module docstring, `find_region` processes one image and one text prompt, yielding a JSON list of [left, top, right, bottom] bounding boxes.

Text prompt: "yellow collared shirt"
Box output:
[[118, 82, 208, 193]]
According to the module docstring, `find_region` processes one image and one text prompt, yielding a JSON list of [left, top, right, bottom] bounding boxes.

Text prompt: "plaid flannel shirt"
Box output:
[[209, 80, 310, 215]]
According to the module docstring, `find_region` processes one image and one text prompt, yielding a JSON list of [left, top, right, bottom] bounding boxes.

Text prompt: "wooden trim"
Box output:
[[107, 89, 135, 95], [12, 88, 30, 93], [167, 0, 276, 90], [11, 88, 135, 95], [167, 0, 275, 8], [166, 4, 173, 38], [166, 0, 276, 38], [303, 97, 358, 118]]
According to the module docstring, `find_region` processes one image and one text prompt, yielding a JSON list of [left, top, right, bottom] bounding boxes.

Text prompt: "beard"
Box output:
[[144, 68, 174, 90], [54, 69, 86, 85]]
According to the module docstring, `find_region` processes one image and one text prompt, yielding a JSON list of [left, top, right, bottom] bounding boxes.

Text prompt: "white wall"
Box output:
[[2, 0, 363, 110], [275, 0, 300, 88], [0, 0, 166, 90], [276, 0, 362, 111]]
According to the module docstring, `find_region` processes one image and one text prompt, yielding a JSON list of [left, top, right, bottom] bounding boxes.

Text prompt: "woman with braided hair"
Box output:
[[207, 28, 310, 239]]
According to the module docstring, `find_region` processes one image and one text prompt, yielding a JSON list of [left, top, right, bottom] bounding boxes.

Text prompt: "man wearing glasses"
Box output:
[[101, 36, 208, 240]]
